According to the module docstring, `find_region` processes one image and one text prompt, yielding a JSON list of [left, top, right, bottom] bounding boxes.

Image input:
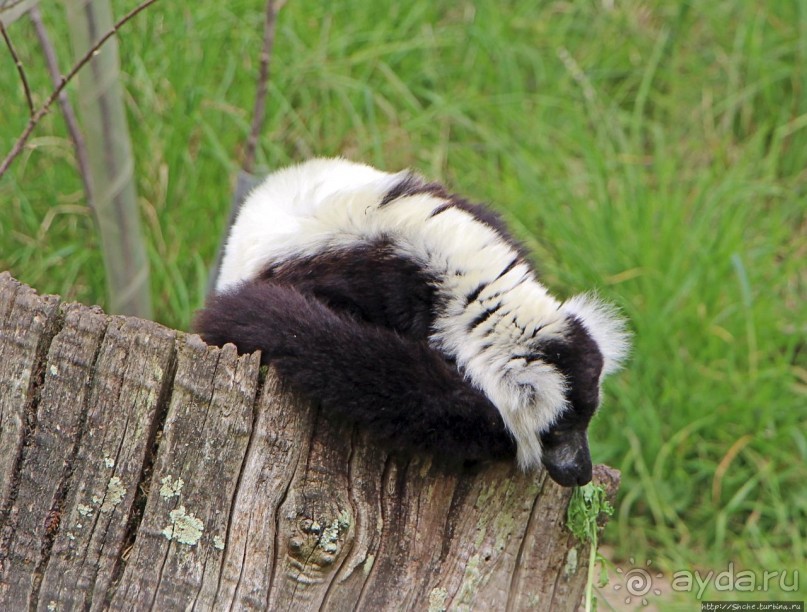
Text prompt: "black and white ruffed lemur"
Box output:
[[195, 158, 630, 487]]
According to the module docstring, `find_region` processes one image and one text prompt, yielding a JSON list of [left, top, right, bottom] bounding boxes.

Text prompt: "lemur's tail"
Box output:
[[194, 280, 515, 463]]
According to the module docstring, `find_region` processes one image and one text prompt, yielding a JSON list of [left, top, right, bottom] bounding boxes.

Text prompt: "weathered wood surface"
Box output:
[[0, 272, 620, 611]]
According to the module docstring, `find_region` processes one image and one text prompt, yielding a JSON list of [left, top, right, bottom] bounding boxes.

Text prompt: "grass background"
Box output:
[[2, 0, 805, 606]]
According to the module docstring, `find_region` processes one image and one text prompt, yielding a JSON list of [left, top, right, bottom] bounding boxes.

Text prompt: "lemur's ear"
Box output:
[[561, 293, 631, 376]]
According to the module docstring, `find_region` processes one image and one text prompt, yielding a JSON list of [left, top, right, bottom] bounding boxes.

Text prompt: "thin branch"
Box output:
[[29, 5, 94, 205], [0, 0, 32, 15], [1, 0, 24, 9], [0, 18, 34, 117], [0, 0, 160, 180], [243, 0, 284, 173]]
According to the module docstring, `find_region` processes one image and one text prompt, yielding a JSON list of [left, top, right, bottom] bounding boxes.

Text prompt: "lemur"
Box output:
[[195, 158, 629, 487]]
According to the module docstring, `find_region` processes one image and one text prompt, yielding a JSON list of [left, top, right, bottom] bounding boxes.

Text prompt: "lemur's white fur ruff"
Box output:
[[217, 158, 628, 469]]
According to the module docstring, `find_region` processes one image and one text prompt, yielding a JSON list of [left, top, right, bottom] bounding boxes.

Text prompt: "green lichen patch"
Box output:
[[428, 587, 448, 612], [159, 475, 184, 499], [319, 517, 345, 554], [100, 476, 126, 512], [213, 535, 226, 550], [161, 505, 204, 546], [563, 546, 579, 577]]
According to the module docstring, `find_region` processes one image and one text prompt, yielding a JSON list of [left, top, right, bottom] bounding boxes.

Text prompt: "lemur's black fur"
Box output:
[[196, 279, 517, 464]]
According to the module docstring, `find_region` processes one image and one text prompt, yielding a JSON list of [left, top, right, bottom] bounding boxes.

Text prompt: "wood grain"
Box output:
[[0, 273, 619, 611]]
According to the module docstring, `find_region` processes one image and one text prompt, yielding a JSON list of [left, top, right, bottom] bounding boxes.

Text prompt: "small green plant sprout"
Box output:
[[567, 483, 614, 612]]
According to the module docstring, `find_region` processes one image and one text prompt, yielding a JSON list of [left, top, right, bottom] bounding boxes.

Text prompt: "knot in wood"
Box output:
[[288, 512, 352, 568]]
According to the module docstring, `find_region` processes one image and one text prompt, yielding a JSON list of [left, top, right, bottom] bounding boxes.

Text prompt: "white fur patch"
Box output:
[[216, 159, 401, 292], [216, 158, 625, 470], [561, 293, 631, 375]]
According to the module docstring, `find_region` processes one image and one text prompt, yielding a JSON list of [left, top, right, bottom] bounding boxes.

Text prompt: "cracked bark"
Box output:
[[0, 273, 620, 611]]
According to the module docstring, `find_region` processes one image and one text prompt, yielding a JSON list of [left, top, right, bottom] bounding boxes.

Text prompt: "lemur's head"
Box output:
[[537, 295, 630, 486]]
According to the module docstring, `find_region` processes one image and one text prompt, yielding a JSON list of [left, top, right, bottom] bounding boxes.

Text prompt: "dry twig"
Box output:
[[29, 5, 94, 205], [0, 0, 160, 180], [0, 18, 34, 116], [243, 0, 284, 172]]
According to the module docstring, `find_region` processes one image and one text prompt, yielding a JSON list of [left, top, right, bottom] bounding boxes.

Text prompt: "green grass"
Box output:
[[1, 0, 805, 605]]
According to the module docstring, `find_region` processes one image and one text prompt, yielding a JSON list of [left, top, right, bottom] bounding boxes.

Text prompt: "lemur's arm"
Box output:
[[194, 280, 516, 463]]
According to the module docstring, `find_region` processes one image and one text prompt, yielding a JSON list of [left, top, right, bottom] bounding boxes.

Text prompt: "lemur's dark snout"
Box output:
[[545, 459, 592, 487], [541, 429, 593, 487]]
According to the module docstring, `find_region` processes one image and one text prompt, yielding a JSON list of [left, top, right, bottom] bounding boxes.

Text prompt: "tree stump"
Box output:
[[0, 272, 619, 611]]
